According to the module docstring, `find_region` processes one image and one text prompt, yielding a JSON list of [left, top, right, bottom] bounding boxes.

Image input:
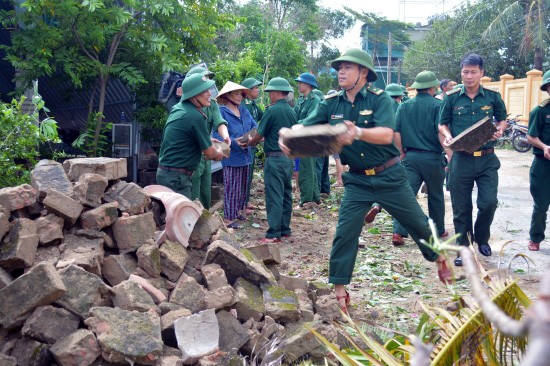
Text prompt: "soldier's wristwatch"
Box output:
[[354, 126, 363, 140]]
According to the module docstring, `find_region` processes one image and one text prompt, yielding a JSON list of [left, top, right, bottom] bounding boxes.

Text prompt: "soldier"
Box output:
[[294, 72, 321, 207], [312, 89, 332, 196], [241, 77, 264, 211], [242, 77, 297, 243], [439, 53, 507, 266], [280, 49, 451, 311], [401, 85, 410, 102], [385, 83, 405, 113], [156, 74, 227, 198], [392, 71, 448, 246], [436, 79, 457, 100], [184, 67, 230, 209], [526, 70, 550, 251]]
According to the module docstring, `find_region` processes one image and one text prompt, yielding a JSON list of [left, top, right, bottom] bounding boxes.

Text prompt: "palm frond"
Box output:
[[482, 1, 523, 41]]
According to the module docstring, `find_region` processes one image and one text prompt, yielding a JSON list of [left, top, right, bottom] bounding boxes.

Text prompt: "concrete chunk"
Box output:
[[263, 285, 300, 324], [80, 202, 119, 230], [159, 240, 188, 281], [63, 157, 127, 181], [278, 321, 324, 363], [0, 211, 9, 240], [112, 212, 156, 253], [56, 265, 111, 319], [160, 308, 192, 347], [111, 280, 157, 312], [101, 253, 138, 286], [200, 263, 228, 291], [31, 159, 73, 196], [174, 309, 219, 365], [245, 242, 281, 264], [0, 218, 39, 270], [279, 274, 309, 292], [42, 188, 83, 227], [0, 262, 66, 328], [35, 216, 63, 245], [0, 184, 37, 211], [22, 305, 80, 344], [50, 329, 101, 366], [0, 354, 16, 366], [204, 240, 276, 287], [233, 278, 265, 322], [85, 307, 163, 364], [104, 181, 151, 215], [188, 211, 224, 249], [169, 273, 207, 313], [73, 173, 108, 207], [9, 337, 52, 366], [137, 242, 161, 278], [0, 266, 13, 290], [61, 234, 104, 276], [216, 310, 250, 352], [204, 285, 236, 310]]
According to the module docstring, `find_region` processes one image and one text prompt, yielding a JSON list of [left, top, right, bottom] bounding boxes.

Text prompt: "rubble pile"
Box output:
[[0, 158, 343, 366]]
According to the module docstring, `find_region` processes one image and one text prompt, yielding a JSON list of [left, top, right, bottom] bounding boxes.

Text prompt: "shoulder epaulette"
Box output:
[[482, 86, 499, 93], [540, 98, 549, 107], [324, 91, 342, 99], [367, 85, 383, 95]]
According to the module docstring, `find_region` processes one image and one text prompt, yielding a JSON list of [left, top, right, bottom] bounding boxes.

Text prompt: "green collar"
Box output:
[[458, 85, 485, 98]]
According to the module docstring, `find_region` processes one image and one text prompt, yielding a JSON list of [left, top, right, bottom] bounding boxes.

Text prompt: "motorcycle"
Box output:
[[511, 123, 532, 153], [495, 116, 520, 148]]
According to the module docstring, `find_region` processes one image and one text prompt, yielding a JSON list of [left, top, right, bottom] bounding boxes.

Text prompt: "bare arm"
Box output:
[[527, 135, 550, 159], [439, 124, 453, 146], [216, 124, 231, 146], [202, 145, 225, 161], [337, 121, 394, 146]]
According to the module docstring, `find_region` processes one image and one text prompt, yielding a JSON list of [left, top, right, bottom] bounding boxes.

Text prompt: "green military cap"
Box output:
[[312, 89, 325, 100], [242, 77, 262, 89], [540, 70, 550, 91], [400, 85, 409, 95], [331, 48, 377, 82], [385, 83, 405, 97], [180, 74, 215, 101], [264, 77, 293, 92], [410, 70, 440, 89], [186, 66, 215, 79]]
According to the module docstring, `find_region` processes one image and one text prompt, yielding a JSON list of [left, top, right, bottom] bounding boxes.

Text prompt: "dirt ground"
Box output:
[[230, 148, 545, 333]]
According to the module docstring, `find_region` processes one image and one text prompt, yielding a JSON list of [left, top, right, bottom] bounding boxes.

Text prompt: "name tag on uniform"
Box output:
[[481, 105, 492, 110], [331, 114, 344, 119], [359, 110, 373, 115]]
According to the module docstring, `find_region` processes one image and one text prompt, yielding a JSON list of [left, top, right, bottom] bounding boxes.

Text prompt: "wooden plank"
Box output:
[[279, 124, 348, 158], [448, 117, 496, 153]]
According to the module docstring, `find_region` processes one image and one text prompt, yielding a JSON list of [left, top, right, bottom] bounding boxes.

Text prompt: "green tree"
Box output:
[[4, 0, 235, 156]]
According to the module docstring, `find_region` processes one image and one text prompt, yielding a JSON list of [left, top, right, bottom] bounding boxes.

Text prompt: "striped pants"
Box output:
[[223, 165, 250, 220]]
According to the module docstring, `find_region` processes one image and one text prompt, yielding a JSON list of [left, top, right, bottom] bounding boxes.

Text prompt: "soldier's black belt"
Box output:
[[266, 152, 286, 157], [349, 156, 400, 176], [158, 165, 193, 177], [459, 148, 494, 157]]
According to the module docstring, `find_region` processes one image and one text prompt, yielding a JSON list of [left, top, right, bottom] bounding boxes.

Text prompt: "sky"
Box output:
[[320, 0, 470, 51]]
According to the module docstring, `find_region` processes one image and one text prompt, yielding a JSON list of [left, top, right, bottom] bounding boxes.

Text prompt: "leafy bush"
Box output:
[[135, 104, 167, 155], [0, 83, 60, 187], [72, 112, 113, 157]]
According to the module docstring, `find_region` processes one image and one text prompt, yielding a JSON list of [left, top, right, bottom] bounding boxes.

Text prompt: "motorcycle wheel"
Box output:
[[511, 133, 532, 153]]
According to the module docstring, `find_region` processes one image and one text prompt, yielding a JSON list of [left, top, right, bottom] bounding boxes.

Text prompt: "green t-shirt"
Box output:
[[242, 99, 264, 122], [300, 85, 400, 169], [295, 92, 320, 120], [396, 93, 443, 153], [257, 99, 297, 153], [527, 99, 550, 156], [158, 101, 213, 170], [439, 85, 507, 149]]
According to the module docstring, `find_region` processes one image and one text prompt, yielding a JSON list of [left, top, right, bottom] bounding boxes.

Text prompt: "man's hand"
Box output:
[[213, 146, 227, 161], [544, 145, 550, 160], [443, 135, 453, 147], [236, 136, 248, 149], [336, 120, 358, 146], [176, 87, 182, 97], [491, 129, 503, 141], [278, 128, 292, 157]]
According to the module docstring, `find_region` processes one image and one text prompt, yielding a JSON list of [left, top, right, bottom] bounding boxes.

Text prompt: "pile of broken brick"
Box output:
[[0, 158, 345, 366]]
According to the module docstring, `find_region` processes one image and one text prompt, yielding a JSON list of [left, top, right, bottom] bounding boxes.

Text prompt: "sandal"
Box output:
[[528, 241, 540, 251], [436, 257, 452, 284], [259, 237, 281, 243], [335, 290, 351, 313]]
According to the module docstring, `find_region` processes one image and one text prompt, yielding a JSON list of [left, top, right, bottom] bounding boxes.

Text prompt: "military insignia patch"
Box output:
[[331, 114, 344, 119], [481, 106, 492, 110], [359, 110, 373, 115]]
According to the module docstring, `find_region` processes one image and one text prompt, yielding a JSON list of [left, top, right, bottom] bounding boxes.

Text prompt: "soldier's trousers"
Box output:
[[393, 151, 446, 236], [329, 163, 439, 285], [298, 157, 320, 205], [264, 156, 293, 239], [529, 156, 550, 243], [156, 169, 193, 199], [448, 152, 500, 247], [316, 156, 331, 194], [191, 158, 212, 209]]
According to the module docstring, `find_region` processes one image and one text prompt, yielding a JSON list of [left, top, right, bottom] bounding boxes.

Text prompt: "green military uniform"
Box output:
[[393, 83, 446, 237], [302, 82, 439, 285], [242, 94, 264, 206], [439, 85, 507, 248], [528, 79, 550, 244], [191, 100, 227, 208], [311, 90, 331, 194], [258, 95, 296, 239], [295, 92, 321, 205], [157, 75, 214, 198]]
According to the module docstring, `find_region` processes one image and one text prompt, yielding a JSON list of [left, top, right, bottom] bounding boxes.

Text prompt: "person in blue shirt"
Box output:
[[214, 81, 258, 229]]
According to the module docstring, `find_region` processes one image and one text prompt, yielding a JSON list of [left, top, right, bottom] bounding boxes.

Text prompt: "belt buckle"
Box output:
[[365, 168, 376, 176], [473, 151, 482, 157]]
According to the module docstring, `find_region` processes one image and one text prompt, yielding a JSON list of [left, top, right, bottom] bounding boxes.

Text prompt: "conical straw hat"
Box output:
[[217, 81, 251, 100]]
